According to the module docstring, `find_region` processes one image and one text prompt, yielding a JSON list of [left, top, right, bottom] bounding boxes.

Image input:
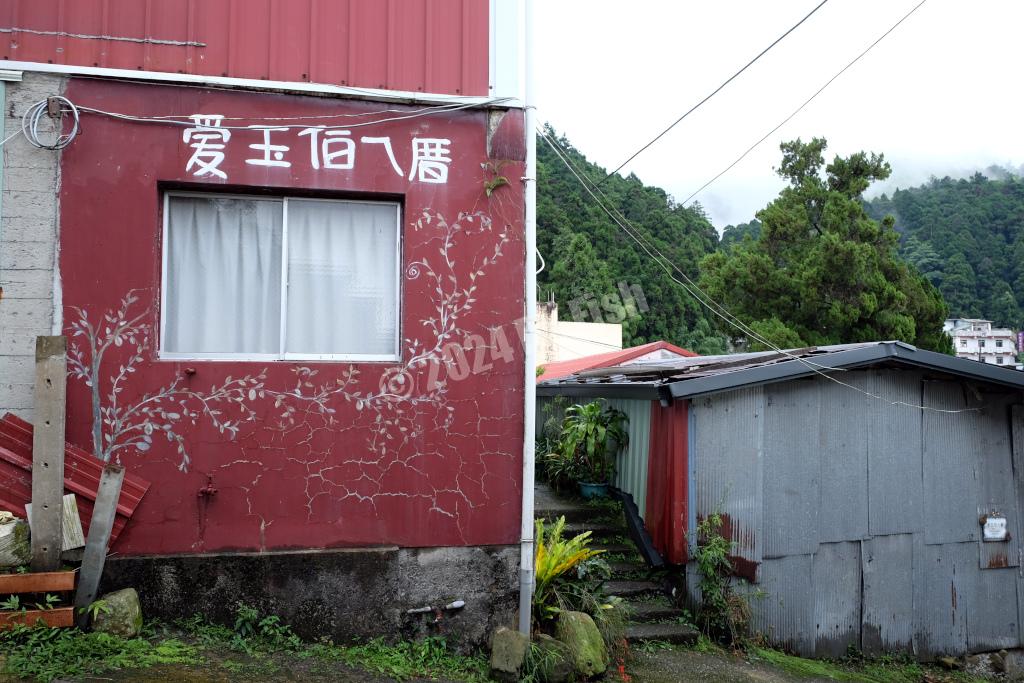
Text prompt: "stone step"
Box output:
[[591, 543, 639, 556], [625, 622, 700, 645], [602, 580, 663, 598], [607, 561, 648, 578], [624, 601, 687, 623], [534, 506, 596, 525], [563, 521, 623, 540]]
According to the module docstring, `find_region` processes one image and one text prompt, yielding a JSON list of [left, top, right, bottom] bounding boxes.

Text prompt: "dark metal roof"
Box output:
[[535, 341, 1024, 401]]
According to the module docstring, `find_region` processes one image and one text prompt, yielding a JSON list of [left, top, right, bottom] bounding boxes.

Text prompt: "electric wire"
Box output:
[[600, 0, 830, 183], [22, 96, 80, 150], [539, 128, 978, 413], [544, 126, 828, 368], [74, 96, 514, 131], [542, 329, 629, 351], [682, 0, 928, 206]]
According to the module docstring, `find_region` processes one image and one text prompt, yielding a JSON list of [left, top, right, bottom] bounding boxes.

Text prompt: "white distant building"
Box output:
[[943, 318, 1018, 367], [536, 301, 622, 364]]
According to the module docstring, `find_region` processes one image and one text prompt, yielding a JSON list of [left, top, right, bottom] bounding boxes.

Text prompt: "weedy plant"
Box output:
[[78, 598, 112, 624], [692, 513, 750, 644]]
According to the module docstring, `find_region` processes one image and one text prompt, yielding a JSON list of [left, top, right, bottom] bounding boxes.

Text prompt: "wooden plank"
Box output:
[[0, 606, 74, 630], [29, 335, 67, 572], [0, 570, 76, 594], [74, 465, 125, 627], [26, 494, 86, 551]]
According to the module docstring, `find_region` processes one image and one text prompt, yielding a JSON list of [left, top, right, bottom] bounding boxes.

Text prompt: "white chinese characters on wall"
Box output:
[[182, 115, 452, 183]]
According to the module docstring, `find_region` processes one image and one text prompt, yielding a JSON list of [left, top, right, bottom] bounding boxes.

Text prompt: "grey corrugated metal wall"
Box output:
[[534, 396, 651, 515], [689, 370, 1024, 659]]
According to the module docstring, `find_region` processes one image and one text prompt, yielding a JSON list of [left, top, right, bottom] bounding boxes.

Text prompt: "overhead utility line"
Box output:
[[539, 127, 976, 414], [682, 0, 928, 206], [599, 0, 830, 183]]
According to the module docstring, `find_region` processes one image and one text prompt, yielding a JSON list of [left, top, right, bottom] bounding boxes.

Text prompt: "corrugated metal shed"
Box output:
[[692, 387, 763, 574], [762, 381, 819, 558], [867, 371, 925, 536], [812, 541, 861, 658], [862, 533, 915, 655], [0, 0, 491, 97], [540, 342, 1024, 659], [818, 375, 868, 543]]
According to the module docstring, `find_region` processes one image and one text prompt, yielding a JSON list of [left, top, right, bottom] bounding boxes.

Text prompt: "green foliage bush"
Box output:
[[543, 400, 628, 487]]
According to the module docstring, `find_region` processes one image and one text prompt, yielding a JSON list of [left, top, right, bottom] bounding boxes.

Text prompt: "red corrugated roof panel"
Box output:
[[0, 413, 150, 546], [537, 341, 698, 384]]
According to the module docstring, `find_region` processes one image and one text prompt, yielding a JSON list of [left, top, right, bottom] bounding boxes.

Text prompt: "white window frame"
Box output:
[[159, 191, 402, 363]]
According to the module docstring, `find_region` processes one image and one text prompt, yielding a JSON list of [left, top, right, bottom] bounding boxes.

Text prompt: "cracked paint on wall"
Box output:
[[58, 78, 526, 555]]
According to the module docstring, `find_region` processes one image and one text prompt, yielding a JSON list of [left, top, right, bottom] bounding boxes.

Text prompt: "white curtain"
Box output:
[[164, 196, 282, 354], [286, 200, 398, 356]]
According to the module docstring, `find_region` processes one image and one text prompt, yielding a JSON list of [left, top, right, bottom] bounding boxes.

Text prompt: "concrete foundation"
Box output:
[[101, 544, 520, 650]]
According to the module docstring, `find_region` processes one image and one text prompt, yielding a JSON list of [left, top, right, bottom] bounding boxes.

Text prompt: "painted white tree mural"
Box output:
[[67, 209, 510, 473]]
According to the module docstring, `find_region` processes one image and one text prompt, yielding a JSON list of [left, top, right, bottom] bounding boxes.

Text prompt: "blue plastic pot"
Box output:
[[578, 482, 610, 499]]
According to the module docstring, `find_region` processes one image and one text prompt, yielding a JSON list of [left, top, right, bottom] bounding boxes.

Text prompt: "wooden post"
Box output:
[[74, 465, 125, 627], [30, 335, 67, 572]]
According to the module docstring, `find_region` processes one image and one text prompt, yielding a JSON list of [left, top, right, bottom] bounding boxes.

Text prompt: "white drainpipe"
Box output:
[[517, 0, 537, 636]]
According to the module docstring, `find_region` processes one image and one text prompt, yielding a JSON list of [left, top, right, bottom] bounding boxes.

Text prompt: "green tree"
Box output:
[[864, 168, 1024, 325], [699, 138, 951, 353], [537, 126, 726, 351]]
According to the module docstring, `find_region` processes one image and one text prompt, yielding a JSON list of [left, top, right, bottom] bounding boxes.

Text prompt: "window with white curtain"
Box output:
[[161, 193, 400, 360]]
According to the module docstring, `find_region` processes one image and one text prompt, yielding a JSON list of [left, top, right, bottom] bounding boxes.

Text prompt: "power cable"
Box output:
[[544, 127, 821, 366], [600, 0, 830, 183], [539, 128, 977, 413], [682, 0, 928, 206], [75, 97, 513, 131]]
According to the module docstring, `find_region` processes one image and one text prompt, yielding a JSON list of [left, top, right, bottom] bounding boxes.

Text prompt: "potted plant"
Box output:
[[553, 401, 628, 499]]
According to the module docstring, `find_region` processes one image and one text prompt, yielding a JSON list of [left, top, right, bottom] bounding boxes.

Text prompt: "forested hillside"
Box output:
[[536, 127, 728, 353], [864, 172, 1024, 328]]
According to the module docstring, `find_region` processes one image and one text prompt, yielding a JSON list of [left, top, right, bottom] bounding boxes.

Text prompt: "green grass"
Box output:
[[749, 647, 978, 683], [303, 637, 490, 682], [176, 605, 489, 682], [0, 604, 490, 683], [0, 626, 200, 682]]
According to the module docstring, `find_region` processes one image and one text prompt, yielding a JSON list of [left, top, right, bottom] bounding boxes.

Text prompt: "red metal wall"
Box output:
[[58, 77, 525, 555], [1, 0, 490, 96]]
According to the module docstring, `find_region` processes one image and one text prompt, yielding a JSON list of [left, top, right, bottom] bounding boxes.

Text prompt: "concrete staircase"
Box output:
[[534, 483, 698, 646]]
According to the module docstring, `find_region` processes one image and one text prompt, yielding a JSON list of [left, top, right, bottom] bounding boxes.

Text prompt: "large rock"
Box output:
[[555, 610, 608, 678], [0, 516, 30, 568], [92, 588, 143, 637], [533, 633, 574, 683], [489, 626, 530, 682]]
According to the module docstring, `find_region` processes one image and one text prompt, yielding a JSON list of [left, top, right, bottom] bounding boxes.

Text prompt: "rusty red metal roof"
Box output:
[[0, 0, 490, 96], [536, 341, 697, 384], [0, 413, 149, 545]]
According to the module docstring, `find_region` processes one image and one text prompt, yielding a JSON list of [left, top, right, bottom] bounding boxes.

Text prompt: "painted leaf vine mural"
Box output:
[[67, 208, 509, 474]]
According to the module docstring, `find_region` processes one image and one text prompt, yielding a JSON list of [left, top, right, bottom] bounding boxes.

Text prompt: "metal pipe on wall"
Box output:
[[517, 0, 537, 636]]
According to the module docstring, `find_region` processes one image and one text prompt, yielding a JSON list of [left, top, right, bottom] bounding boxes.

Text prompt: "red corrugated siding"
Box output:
[[0, 0, 490, 96], [645, 401, 689, 564]]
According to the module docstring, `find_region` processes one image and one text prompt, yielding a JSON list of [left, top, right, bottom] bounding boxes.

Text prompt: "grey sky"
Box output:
[[535, 0, 1024, 230]]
